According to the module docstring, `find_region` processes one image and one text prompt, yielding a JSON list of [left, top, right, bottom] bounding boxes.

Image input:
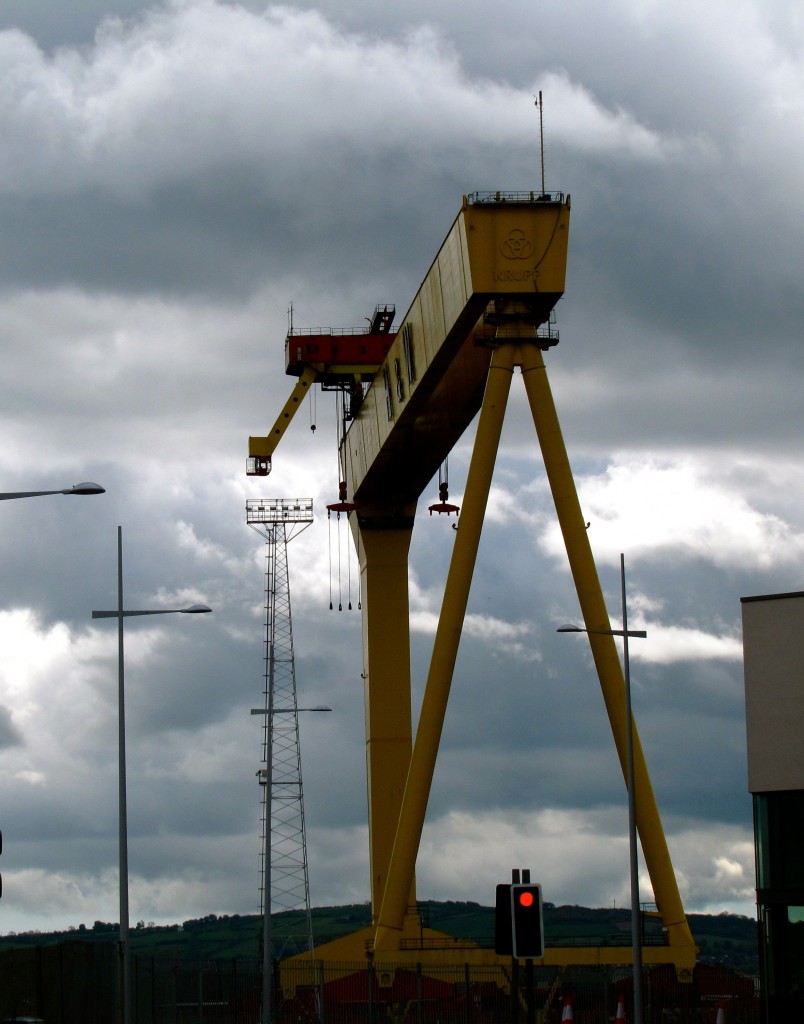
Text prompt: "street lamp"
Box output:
[[250, 704, 332, 1024], [0, 482, 105, 500], [91, 526, 211, 1024], [557, 553, 645, 1024]]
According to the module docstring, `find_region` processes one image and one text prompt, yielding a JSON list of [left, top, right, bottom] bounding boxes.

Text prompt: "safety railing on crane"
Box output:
[[285, 325, 396, 337], [465, 190, 566, 204]]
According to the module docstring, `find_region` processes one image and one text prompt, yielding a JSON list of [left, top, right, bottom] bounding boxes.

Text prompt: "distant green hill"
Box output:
[[0, 902, 759, 972]]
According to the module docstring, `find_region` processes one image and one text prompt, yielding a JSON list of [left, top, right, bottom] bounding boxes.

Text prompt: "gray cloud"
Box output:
[[0, 704, 23, 748]]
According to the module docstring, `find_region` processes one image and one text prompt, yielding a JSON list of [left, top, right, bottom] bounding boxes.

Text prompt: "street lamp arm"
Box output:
[[0, 482, 105, 500], [251, 706, 332, 714], [1, 491, 65, 500]]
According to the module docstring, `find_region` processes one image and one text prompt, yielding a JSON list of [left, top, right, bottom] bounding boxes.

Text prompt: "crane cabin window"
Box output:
[[383, 365, 393, 420], [402, 323, 416, 384], [394, 358, 404, 402]]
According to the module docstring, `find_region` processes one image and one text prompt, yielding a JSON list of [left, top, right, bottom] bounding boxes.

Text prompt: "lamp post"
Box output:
[[557, 553, 645, 1024], [250, 703, 331, 1024], [0, 481, 105, 500], [92, 526, 211, 1024]]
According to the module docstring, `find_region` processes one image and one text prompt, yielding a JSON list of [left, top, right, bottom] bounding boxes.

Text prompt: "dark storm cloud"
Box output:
[[0, 1, 149, 50], [0, 4, 538, 298], [0, 704, 22, 747]]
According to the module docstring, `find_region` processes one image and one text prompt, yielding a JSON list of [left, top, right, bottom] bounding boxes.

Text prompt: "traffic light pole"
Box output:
[[514, 868, 532, 1024], [496, 868, 541, 1024]]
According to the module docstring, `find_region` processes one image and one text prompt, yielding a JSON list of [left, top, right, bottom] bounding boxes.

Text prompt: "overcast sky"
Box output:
[[0, 0, 800, 937]]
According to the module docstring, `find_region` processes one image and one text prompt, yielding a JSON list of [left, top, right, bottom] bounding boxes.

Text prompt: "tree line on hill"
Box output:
[[0, 901, 759, 972]]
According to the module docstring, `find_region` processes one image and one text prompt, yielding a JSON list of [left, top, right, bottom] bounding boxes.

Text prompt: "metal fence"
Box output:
[[0, 941, 117, 1023], [0, 944, 761, 1024]]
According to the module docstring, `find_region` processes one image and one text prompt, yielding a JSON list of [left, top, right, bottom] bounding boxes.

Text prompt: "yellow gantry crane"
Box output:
[[248, 191, 696, 975]]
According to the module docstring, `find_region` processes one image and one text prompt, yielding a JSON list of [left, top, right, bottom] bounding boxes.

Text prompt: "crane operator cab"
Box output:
[[247, 305, 397, 478]]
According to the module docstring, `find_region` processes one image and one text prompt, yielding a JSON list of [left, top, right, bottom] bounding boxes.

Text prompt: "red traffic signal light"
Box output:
[[511, 883, 543, 958]]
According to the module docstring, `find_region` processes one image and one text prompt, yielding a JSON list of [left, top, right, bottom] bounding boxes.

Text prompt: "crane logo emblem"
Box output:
[[501, 229, 533, 260]]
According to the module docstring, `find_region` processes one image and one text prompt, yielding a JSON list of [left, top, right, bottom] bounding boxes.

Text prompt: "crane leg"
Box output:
[[518, 343, 695, 959], [372, 342, 518, 952], [352, 519, 417, 919]]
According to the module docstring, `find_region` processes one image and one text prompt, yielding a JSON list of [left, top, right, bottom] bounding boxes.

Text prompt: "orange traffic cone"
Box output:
[[560, 994, 573, 1021], [715, 1000, 726, 1024], [615, 992, 627, 1022]]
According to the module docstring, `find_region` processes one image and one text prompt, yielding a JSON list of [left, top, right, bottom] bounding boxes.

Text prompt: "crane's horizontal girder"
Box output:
[[342, 193, 570, 515]]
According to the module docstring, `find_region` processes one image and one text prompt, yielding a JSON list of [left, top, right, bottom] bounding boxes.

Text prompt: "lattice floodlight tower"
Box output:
[[247, 498, 315, 960]]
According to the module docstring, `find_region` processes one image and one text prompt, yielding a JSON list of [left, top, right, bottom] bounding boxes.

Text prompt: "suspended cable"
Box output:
[[337, 512, 343, 611], [346, 520, 353, 610], [357, 529, 362, 610], [327, 513, 333, 611]]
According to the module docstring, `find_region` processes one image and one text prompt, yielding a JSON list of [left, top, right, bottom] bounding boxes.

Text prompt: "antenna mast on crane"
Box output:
[[537, 90, 546, 195]]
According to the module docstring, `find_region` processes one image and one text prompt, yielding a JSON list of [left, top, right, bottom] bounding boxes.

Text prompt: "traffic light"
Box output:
[[495, 880, 545, 958], [511, 883, 543, 958]]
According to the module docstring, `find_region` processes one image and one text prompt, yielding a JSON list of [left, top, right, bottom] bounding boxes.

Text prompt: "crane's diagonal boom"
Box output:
[[248, 365, 318, 476]]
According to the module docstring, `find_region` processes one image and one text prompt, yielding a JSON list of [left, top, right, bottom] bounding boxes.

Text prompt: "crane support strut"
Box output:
[[371, 340, 695, 963], [373, 342, 517, 950]]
